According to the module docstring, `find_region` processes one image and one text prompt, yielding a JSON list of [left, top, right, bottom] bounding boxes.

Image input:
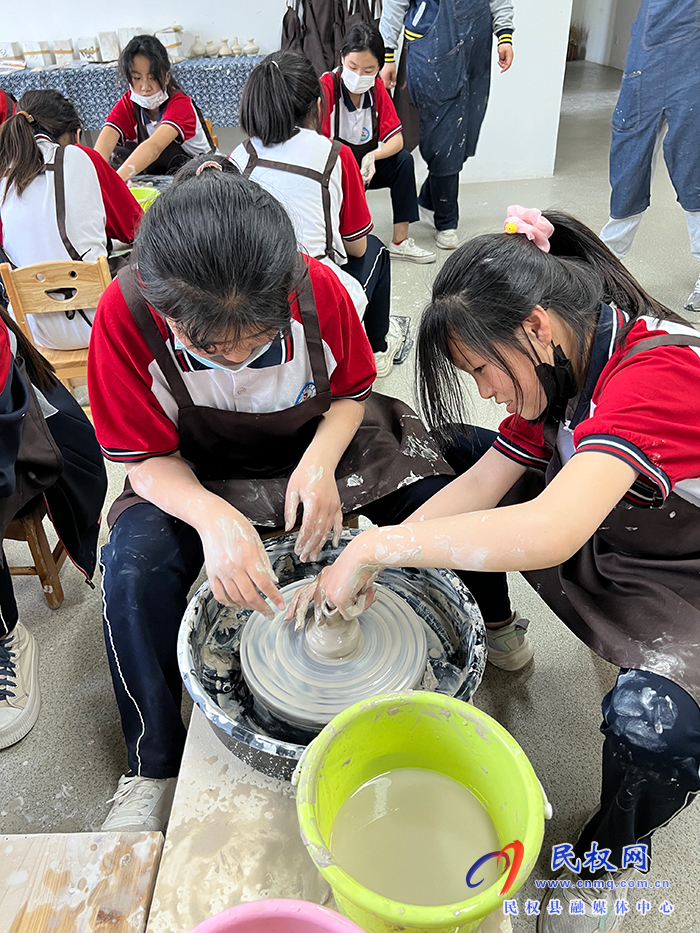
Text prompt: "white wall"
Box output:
[[7, 0, 573, 183], [7, 1, 289, 57]]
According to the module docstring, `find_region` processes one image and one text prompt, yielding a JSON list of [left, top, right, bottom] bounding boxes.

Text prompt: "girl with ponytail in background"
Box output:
[[292, 208, 700, 930], [0, 90, 142, 349], [231, 51, 407, 379]]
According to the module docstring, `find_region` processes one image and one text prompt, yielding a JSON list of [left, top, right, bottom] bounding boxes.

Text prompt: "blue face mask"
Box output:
[[173, 336, 274, 372]]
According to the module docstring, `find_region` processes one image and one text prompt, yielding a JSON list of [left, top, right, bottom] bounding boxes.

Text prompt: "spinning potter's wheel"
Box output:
[[241, 580, 428, 736]]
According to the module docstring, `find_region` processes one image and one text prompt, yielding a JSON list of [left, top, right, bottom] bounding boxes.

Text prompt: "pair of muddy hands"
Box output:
[[284, 568, 374, 630]]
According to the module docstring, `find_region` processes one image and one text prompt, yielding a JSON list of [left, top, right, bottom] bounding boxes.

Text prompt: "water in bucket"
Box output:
[[329, 767, 500, 905]]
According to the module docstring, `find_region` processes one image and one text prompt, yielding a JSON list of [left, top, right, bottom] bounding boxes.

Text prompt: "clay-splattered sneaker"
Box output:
[[685, 274, 700, 312], [536, 867, 636, 932], [102, 774, 177, 833], [435, 229, 461, 250], [486, 612, 534, 670], [373, 316, 413, 378], [0, 623, 41, 749]]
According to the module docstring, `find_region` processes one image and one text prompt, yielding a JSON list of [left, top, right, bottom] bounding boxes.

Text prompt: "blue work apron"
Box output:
[[405, 0, 492, 176], [610, 0, 700, 218]]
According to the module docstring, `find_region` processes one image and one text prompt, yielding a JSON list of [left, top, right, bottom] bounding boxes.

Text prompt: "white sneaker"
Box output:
[[373, 316, 410, 379], [435, 229, 461, 250], [102, 774, 177, 833], [685, 273, 700, 312], [0, 623, 41, 749], [485, 611, 534, 671], [389, 237, 436, 264], [537, 867, 636, 932]]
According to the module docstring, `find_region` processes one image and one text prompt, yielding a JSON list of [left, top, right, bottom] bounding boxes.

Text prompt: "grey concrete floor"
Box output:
[[1, 61, 698, 930]]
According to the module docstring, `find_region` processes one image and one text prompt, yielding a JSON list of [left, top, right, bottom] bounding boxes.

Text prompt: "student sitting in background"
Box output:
[[95, 35, 215, 181], [0, 90, 142, 350], [320, 23, 435, 265], [230, 51, 407, 379], [0, 306, 106, 750]]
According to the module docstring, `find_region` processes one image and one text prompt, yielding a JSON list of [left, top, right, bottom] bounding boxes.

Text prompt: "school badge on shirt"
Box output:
[[296, 382, 317, 404]]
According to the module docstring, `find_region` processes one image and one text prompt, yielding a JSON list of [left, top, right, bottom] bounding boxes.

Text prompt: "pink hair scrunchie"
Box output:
[[503, 205, 554, 253]]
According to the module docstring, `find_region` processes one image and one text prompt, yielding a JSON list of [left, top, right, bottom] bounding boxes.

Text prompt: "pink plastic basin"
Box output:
[[189, 899, 368, 933]]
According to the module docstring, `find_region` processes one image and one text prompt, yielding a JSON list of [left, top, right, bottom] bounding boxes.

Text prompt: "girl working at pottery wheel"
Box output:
[[94, 35, 215, 181], [293, 208, 700, 932], [88, 158, 454, 834]]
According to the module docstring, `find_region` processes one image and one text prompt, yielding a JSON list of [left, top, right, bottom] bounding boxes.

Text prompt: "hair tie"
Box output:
[[16, 110, 34, 123], [503, 205, 554, 253], [195, 160, 223, 176], [271, 59, 280, 69]]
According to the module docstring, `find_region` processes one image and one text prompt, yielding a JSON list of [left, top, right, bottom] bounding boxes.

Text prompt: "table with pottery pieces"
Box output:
[[144, 705, 512, 933], [0, 57, 263, 130]]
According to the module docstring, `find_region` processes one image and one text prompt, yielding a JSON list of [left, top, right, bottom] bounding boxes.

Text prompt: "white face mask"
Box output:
[[130, 87, 169, 110], [174, 335, 274, 372], [341, 67, 377, 96]]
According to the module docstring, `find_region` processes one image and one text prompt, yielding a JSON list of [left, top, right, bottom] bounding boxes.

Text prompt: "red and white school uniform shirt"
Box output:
[[88, 257, 376, 464], [494, 304, 700, 509], [230, 128, 372, 318], [105, 90, 211, 158], [319, 70, 402, 149], [0, 136, 113, 350]]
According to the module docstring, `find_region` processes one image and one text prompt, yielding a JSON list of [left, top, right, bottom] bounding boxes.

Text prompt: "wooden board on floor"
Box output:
[[0, 832, 163, 933]]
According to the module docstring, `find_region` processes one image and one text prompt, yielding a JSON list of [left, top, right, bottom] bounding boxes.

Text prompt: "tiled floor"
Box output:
[[1, 61, 697, 932]]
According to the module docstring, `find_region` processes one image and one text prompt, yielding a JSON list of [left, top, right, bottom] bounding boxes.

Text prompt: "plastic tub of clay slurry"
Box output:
[[177, 530, 486, 781]]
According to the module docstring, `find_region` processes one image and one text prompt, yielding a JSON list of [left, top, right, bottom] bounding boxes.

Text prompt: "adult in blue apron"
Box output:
[[380, 0, 513, 247], [600, 0, 700, 310]]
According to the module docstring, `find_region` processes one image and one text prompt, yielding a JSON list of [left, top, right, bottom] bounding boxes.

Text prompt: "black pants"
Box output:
[[100, 475, 449, 777], [418, 172, 460, 231], [446, 425, 700, 874], [367, 150, 420, 228], [343, 234, 391, 353]]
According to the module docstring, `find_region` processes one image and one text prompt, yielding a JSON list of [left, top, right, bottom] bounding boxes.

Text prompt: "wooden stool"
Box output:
[[6, 500, 67, 610]]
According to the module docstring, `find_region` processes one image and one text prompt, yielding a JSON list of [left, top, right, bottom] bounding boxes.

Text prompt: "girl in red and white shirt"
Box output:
[[320, 23, 434, 264], [296, 208, 700, 914], [0, 90, 142, 349], [95, 35, 213, 181], [231, 51, 405, 378]]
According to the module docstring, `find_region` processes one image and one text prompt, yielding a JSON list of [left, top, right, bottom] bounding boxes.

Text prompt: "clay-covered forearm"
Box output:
[[126, 453, 238, 531]]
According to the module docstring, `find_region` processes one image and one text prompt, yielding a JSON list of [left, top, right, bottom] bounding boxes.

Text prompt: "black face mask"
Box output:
[[532, 343, 578, 425]]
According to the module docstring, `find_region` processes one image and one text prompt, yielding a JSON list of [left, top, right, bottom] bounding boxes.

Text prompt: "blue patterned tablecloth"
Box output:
[[0, 56, 264, 129]]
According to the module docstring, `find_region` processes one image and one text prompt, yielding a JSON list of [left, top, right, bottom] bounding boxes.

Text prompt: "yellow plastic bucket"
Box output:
[[130, 186, 160, 210], [295, 691, 549, 933]]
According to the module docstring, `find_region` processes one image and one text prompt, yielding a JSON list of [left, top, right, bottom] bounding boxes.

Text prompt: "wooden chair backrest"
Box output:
[[0, 257, 111, 343]]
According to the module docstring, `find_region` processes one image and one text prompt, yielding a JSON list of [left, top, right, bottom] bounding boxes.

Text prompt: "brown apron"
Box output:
[[242, 138, 341, 262], [510, 333, 700, 705], [331, 68, 379, 167], [107, 265, 452, 529]]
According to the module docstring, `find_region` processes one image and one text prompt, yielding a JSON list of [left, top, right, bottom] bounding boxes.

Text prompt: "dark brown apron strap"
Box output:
[[621, 332, 700, 361], [320, 139, 341, 261], [117, 266, 195, 410], [43, 148, 84, 262], [291, 261, 331, 397], [333, 70, 341, 139], [242, 138, 259, 179], [134, 102, 148, 144]]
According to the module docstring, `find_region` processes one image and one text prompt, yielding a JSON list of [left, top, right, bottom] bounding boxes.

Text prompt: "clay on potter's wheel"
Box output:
[[240, 579, 428, 731]]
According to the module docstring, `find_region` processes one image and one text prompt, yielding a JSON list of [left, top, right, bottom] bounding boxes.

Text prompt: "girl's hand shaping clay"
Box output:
[[285, 463, 343, 562], [197, 503, 284, 618], [284, 563, 377, 628]]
